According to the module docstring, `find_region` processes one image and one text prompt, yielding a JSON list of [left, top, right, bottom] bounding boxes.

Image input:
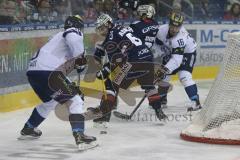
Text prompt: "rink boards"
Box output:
[[0, 65, 219, 112], [1, 22, 238, 112]]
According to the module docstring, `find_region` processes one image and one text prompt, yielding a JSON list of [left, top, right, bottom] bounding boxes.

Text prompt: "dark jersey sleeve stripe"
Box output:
[[155, 38, 164, 45], [63, 29, 82, 38]]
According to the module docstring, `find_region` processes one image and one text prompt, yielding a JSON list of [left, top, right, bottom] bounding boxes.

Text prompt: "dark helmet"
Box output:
[[64, 15, 84, 30], [169, 12, 184, 27]]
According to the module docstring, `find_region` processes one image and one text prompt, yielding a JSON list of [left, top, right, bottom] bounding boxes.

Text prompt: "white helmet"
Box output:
[[96, 14, 113, 29], [95, 14, 113, 36], [137, 5, 156, 18]]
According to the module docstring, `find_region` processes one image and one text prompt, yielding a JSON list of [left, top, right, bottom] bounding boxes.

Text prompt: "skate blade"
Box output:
[[77, 142, 99, 151], [17, 135, 40, 140], [187, 106, 202, 112]]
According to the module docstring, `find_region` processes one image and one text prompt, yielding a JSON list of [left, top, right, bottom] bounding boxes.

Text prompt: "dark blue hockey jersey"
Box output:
[[130, 19, 159, 49], [101, 24, 153, 63]]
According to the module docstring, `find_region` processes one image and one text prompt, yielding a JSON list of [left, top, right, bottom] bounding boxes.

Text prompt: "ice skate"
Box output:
[[154, 108, 168, 120], [161, 96, 168, 109], [73, 132, 98, 151], [18, 125, 42, 140], [187, 100, 202, 112]]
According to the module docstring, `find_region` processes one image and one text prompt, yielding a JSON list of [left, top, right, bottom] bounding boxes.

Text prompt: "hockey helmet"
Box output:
[[169, 12, 184, 27], [95, 14, 113, 36], [64, 15, 84, 30], [137, 5, 156, 18]]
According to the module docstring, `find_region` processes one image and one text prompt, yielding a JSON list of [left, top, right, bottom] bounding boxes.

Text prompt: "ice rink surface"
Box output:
[[0, 80, 239, 160]]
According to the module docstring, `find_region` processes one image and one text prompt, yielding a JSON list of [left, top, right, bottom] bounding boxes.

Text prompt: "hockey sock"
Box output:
[[69, 114, 85, 133], [26, 108, 45, 128], [148, 94, 162, 109], [185, 84, 199, 101]]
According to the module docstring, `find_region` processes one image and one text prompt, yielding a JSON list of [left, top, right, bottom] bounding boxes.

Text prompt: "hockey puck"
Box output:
[[100, 131, 107, 134]]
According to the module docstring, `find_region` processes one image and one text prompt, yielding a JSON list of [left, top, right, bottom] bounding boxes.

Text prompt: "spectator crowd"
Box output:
[[0, 0, 239, 25]]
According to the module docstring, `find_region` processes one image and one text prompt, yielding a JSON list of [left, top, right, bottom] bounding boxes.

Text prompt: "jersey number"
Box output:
[[177, 39, 184, 46], [126, 33, 142, 46]]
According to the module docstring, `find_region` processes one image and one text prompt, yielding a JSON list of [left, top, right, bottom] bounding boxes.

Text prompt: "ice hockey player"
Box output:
[[18, 15, 97, 150], [154, 12, 202, 111], [92, 13, 168, 127], [130, 4, 173, 108], [130, 4, 159, 49]]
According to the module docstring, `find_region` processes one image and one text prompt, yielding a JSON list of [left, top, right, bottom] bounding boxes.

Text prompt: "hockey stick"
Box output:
[[55, 70, 103, 121], [76, 69, 85, 100], [113, 93, 147, 120], [113, 81, 173, 120], [77, 71, 81, 85]]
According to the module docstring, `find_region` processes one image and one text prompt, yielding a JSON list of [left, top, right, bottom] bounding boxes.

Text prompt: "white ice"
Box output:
[[0, 80, 239, 160]]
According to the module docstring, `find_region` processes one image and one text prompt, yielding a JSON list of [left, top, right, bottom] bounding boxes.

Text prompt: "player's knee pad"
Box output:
[[158, 83, 171, 96], [148, 94, 161, 104], [178, 71, 195, 87], [68, 95, 84, 114], [146, 88, 161, 106], [36, 99, 58, 118], [100, 92, 116, 114]]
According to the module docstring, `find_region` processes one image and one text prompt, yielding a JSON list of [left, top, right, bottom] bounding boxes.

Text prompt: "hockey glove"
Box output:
[[75, 56, 87, 68], [155, 65, 170, 80], [96, 63, 111, 80], [111, 52, 127, 67], [76, 65, 86, 73], [74, 55, 87, 73]]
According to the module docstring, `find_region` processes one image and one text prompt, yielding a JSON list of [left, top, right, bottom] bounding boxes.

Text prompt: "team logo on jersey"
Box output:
[[105, 41, 118, 54]]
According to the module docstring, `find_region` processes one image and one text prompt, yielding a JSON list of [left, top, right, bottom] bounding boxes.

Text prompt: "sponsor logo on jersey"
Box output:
[[142, 25, 158, 33]]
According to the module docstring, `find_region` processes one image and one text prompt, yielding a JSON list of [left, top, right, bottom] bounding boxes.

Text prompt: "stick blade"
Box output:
[[113, 111, 131, 120]]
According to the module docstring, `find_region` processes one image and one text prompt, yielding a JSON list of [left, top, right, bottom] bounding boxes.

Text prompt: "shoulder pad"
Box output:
[[63, 28, 82, 38]]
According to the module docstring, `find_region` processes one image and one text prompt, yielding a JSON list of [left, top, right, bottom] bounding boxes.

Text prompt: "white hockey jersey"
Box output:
[[155, 24, 197, 73], [28, 28, 84, 75]]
